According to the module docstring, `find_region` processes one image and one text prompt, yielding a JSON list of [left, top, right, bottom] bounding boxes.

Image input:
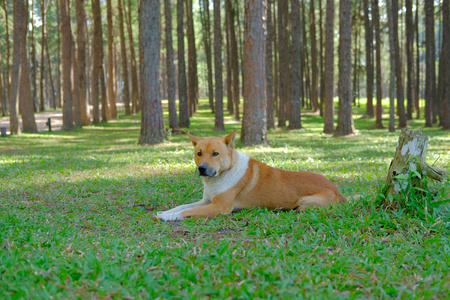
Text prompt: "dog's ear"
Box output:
[[187, 133, 201, 146], [224, 129, 238, 149]]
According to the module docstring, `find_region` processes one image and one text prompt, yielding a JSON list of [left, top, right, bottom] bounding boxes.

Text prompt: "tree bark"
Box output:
[[200, 0, 214, 113], [225, 6, 233, 115], [0, 59, 4, 116], [164, 0, 179, 130], [106, 0, 117, 119], [177, 0, 189, 127], [10, 0, 22, 134], [387, 0, 396, 132], [319, 0, 324, 116], [441, 0, 450, 130], [424, 0, 435, 127], [229, 0, 240, 121], [56, 0, 61, 109], [363, 0, 374, 117], [288, 0, 302, 129], [310, 0, 318, 112], [139, 0, 166, 145], [92, 0, 101, 124], [126, 0, 140, 113], [3, 0, 11, 109], [414, 0, 420, 119], [40, 0, 48, 112], [405, 0, 414, 120], [186, 0, 199, 116], [334, 0, 355, 137], [71, 35, 82, 128], [76, 0, 90, 125], [392, 0, 407, 128], [241, 0, 267, 146], [60, 0, 73, 130], [277, 0, 288, 127], [323, 0, 335, 134], [383, 129, 446, 206], [266, 0, 274, 129], [118, 0, 131, 116], [372, 0, 384, 129], [213, 0, 225, 132], [30, 0, 37, 112]]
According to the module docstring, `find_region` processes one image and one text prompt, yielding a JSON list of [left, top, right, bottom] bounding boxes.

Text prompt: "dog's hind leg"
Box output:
[[295, 190, 338, 212]]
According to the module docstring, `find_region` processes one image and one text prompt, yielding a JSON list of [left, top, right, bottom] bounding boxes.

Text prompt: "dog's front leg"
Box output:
[[180, 191, 237, 219], [156, 198, 210, 221]]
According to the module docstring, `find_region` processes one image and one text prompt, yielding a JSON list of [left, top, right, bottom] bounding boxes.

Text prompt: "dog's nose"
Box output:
[[198, 165, 207, 175]]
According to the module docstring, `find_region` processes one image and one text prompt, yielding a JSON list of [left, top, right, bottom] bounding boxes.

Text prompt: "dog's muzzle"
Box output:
[[198, 165, 216, 177]]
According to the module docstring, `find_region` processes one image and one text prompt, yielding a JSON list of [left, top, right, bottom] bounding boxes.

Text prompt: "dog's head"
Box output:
[[187, 129, 238, 177]]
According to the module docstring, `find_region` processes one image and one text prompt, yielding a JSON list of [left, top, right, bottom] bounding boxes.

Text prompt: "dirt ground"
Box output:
[[0, 111, 62, 135]]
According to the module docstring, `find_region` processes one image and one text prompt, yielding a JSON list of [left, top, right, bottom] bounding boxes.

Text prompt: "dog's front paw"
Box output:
[[155, 211, 184, 222]]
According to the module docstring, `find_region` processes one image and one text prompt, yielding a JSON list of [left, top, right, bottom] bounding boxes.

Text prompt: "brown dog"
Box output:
[[156, 129, 345, 221]]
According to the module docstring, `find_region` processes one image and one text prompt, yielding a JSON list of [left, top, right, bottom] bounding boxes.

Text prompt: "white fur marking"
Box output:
[[156, 211, 184, 221], [202, 151, 250, 200]]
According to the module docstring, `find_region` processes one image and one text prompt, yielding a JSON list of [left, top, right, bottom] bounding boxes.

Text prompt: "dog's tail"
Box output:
[[336, 190, 346, 203]]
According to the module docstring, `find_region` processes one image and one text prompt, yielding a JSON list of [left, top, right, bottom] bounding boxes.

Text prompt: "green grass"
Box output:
[[1, 99, 449, 299]]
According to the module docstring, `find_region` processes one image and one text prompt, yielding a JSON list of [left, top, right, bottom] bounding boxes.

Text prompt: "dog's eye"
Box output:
[[212, 152, 219, 157], [197, 152, 202, 157]]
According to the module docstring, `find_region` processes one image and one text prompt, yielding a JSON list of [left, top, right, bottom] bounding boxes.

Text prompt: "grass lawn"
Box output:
[[1, 99, 449, 299]]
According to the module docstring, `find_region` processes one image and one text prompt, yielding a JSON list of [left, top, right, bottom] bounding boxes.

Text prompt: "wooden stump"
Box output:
[[384, 129, 446, 205]]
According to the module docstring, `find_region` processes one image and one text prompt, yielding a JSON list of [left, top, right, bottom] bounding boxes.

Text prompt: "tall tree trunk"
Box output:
[[72, 35, 82, 128], [310, 0, 319, 112], [30, 0, 37, 112], [414, 0, 420, 119], [106, 0, 117, 119], [387, 0, 396, 132], [60, 0, 73, 130], [405, 0, 414, 120], [225, 6, 233, 115], [392, 0, 407, 128], [241, 0, 267, 146], [424, 0, 435, 127], [3, 0, 11, 108], [301, 1, 310, 110], [118, 0, 131, 116], [372, 0, 384, 129], [10, 0, 23, 134], [126, 0, 140, 113], [277, 0, 288, 127], [139, 0, 166, 145], [273, 5, 278, 118], [164, 0, 179, 130], [92, 0, 100, 123], [441, 0, 450, 130], [56, 0, 61, 109], [40, 0, 48, 112], [289, 0, 302, 129], [177, 0, 189, 127], [0, 58, 4, 116], [200, 0, 214, 113], [76, 0, 90, 125], [229, 0, 240, 121], [213, 0, 224, 132], [323, 0, 335, 134], [45, 37, 56, 110], [319, 0, 325, 116], [186, 0, 199, 116], [266, 0, 274, 129], [334, 0, 355, 136], [363, 0, 374, 117]]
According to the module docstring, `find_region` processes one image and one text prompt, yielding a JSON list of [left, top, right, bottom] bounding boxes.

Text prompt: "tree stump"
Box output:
[[384, 129, 446, 205]]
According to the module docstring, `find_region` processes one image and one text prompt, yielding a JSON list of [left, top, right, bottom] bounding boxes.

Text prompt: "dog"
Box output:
[[156, 129, 345, 221]]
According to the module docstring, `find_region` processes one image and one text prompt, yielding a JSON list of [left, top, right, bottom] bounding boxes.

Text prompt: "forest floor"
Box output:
[[0, 110, 63, 133], [1, 99, 449, 298]]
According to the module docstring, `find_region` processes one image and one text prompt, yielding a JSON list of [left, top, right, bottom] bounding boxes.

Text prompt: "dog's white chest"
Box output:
[[203, 151, 250, 199]]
